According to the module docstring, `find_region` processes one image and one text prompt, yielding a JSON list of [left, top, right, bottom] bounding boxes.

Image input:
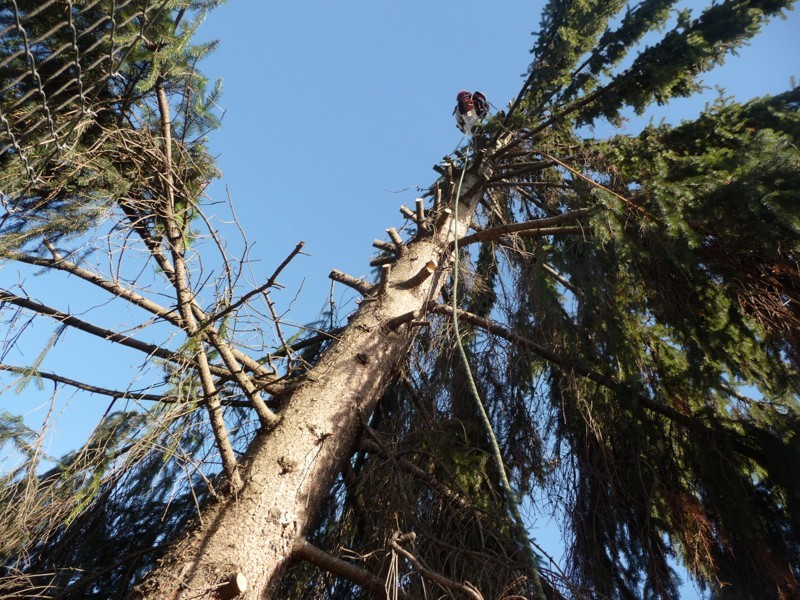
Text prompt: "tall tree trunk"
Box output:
[[133, 167, 486, 599]]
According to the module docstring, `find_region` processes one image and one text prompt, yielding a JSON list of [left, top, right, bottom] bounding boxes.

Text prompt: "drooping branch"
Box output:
[[0, 363, 251, 407], [360, 437, 476, 513], [452, 208, 590, 248], [292, 539, 408, 600], [431, 304, 770, 464], [0, 289, 191, 368], [390, 531, 484, 600], [0, 363, 167, 402], [6, 247, 182, 326]]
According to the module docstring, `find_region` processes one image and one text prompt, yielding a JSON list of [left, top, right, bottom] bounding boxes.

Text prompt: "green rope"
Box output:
[[451, 152, 546, 600]]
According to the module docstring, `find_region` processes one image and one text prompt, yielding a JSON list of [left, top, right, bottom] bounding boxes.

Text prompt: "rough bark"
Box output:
[[132, 166, 487, 599]]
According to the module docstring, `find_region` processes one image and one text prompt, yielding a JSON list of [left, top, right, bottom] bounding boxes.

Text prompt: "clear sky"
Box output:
[[1, 1, 799, 596]]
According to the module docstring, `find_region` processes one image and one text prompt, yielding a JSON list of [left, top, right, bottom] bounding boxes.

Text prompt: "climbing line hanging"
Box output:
[[450, 150, 546, 600]]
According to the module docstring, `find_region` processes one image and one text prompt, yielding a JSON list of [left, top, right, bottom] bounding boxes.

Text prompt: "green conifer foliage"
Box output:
[[1, 1, 799, 598], [0, 0, 221, 252]]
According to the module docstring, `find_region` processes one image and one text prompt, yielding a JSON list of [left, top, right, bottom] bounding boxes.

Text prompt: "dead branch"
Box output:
[[0, 364, 167, 403], [399, 205, 416, 221], [156, 76, 241, 490], [198, 241, 306, 330], [205, 329, 280, 428], [452, 208, 590, 248], [372, 239, 397, 254], [293, 539, 409, 600], [6, 248, 182, 326], [329, 269, 374, 297], [390, 531, 484, 600], [0, 289, 191, 368], [415, 198, 425, 225], [386, 227, 406, 254]]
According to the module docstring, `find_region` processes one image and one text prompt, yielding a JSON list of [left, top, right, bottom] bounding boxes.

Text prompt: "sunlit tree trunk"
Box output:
[[133, 172, 485, 598]]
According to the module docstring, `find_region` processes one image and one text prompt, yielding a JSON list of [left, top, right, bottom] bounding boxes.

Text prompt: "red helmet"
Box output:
[[457, 90, 470, 100]]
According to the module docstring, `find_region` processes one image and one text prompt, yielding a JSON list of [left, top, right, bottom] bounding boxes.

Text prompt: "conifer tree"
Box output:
[[1, 1, 798, 599]]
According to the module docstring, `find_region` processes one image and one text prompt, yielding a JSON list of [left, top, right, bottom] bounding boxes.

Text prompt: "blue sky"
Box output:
[[195, 0, 800, 329], [1, 1, 799, 596]]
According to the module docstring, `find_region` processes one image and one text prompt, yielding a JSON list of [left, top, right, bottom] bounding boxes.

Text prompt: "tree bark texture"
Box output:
[[132, 169, 486, 599]]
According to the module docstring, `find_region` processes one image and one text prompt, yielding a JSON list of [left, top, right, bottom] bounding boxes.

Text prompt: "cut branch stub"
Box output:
[[386, 227, 406, 255], [378, 264, 392, 296], [329, 269, 374, 297], [399, 205, 416, 221], [372, 239, 396, 253], [415, 198, 425, 224], [218, 572, 248, 599], [394, 260, 436, 290]]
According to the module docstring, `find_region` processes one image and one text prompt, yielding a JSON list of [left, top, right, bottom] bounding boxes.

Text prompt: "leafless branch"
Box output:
[[390, 531, 484, 600], [329, 269, 374, 297], [452, 208, 590, 249], [293, 539, 409, 600]]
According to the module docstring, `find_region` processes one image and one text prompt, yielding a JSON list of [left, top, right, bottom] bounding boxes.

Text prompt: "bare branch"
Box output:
[[0, 289, 188, 367], [293, 539, 409, 600], [390, 531, 484, 600], [452, 208, 590, 248], [0, 364, 251, 407], [5, 248, 181, 326], [0, 363, 167, 402], [329, 269, 374, 297], [156, 76, 241, 490], [197, 241, 306, 330]]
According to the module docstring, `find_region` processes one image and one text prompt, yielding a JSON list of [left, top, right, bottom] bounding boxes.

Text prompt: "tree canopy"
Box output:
[[1, 1, 798, 599]]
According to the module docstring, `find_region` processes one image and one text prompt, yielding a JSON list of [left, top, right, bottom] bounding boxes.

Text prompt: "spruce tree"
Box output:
[[1, 1, 798, 599]]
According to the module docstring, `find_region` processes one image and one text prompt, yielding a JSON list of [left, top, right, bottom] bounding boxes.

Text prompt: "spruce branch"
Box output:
[[6, 247, 182, 326], [0, 289, 193, 368], [453, 218, 587, 248], [390, 531, 484, 600], [293, 539, 408, 600], [155, 75, 241, 490]]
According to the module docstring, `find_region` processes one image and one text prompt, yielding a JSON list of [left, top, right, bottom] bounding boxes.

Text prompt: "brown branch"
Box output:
[[390, 532, 484, 600], [399, 205, 416, 221], [415, 198, 425, 225], [451, 208, 590, 249], [293, 539, 409, 600], [205, 330, 280, 428], [6, 248, 181, 327], [329, 269, 374, 297], [372, 239, 397, 254], [369, 255, 397, 268], [156, 76, 241, 490], [197, 241, 306, 330], [0, 289, 191, 367], [386, 227, 406, 254], [0, 364, 251, 407], [268, 327, 344, 360], [394, 261, 436, 290], [0, 363, 166, 402]]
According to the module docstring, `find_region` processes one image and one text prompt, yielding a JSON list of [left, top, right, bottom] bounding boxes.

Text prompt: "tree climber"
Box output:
[[454, 90, 488, 134]]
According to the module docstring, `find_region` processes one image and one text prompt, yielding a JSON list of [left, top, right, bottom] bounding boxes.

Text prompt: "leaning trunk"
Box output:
[[133, 167, 486, 599]]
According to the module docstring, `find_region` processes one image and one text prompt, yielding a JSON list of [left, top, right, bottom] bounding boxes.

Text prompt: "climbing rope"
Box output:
[[450, 144, 546, 600]]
